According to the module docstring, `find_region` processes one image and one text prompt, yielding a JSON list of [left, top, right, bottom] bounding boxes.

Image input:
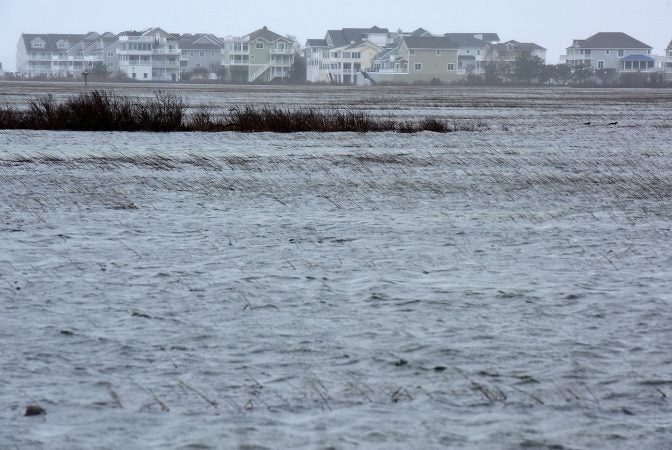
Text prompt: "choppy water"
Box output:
[[1, 85, 672, 449]]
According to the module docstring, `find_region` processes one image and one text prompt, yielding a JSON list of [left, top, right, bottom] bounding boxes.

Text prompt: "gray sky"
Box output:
[[2, 0, 671, 72]]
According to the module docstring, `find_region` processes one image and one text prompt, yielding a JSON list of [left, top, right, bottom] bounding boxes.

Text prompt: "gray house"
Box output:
[[444, 33, 499, 75], [565, 32, 653, 72], [179, 34, 225, 79]]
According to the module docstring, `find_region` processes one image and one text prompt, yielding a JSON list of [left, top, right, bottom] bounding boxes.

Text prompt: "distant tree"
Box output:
[[595, 68, 618, 85], [619, 72, 648, 87], [553, 64, 572, 85], [289, 55, 307, 84], [89, 62, 110, 81], [513, 52, 544, 83], [108, 70, 130, 82], [466, 73, 484, 85], [539, 64, 555, 85], [191, 66, 211, 80], [648, 72, 665, 86], [496, 62, 514, 83], [572, 62, 594, 84], [215, 66, 229, 81], [483, 62, 500, 84]]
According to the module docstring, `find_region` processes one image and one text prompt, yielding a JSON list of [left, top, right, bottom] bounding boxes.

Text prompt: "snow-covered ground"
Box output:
[[1, 85, 672, 449]]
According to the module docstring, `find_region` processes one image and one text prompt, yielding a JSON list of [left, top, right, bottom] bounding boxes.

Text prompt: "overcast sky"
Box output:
[[2, 0, 672, 71]]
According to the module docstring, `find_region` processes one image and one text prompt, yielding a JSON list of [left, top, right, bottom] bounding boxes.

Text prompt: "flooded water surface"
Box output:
[[1, 83, 672, 449]]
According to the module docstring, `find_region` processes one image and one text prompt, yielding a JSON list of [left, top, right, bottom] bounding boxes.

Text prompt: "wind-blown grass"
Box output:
[[0, 91, 486, 133]]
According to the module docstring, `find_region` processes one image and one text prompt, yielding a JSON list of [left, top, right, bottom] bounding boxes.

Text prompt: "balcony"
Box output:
[[270, 48, 295, 55], [152, 61, 179, 67], [153, 48, 180, 55]]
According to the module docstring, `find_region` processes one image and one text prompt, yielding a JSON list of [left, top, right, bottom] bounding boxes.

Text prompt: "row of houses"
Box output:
[[16, 26, 296, 83], [13, 26, 672, 83], [305, 28, 546, 84]]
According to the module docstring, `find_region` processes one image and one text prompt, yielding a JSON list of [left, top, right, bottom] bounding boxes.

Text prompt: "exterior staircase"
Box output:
[[249, 63, 271, 83]]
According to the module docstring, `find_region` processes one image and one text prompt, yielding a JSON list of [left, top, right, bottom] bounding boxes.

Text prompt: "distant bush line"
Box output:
[[0, 91, 486, 133]]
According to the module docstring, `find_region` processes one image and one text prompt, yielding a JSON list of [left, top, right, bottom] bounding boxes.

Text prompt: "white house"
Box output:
[[305, 27, 391, 84], [117, 27, 180, 81]]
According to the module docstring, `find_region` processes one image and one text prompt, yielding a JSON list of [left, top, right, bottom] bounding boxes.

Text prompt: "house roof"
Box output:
[[306, 39, 328, 47], [247, 26, 288, 42], [620, 54, 655, 62], [410, 28, 433, 37], [494, 40, 546, 51], [443, 33, 489, 47], [475, 33, 500, 43], [20, 33, 87, 53], [179, 33, 225, 49], [326, 27, 389, 47], [402, 36, 457, 50], [571, 32, 652, 50]]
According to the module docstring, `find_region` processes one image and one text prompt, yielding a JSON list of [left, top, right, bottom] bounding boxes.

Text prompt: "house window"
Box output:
[[107, 51, 114, 57], [597, 60, 604, 69], [352, 52, 360, 59], [256, 42, 264, 49], [343, 52, 351, 59], [618, 49, 624, 57], [32, 41, 44, 49], [200, 51, 205, 57], [436, 50, 441, 56], [410, 49, 416, 56], [414, 63, 422, 71], [143, 73, 148, 79], [647, 49, 651, 55], [447, 63, 455, 71], [605, 49, 610, 55]]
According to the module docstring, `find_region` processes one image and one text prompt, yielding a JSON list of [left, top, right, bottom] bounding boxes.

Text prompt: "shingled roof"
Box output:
[[444, 33, 490, 47], [20, 33, 87, 53], [247, 26, 288, 42], [402, 36, 457, 50], [570, 32, 652, 49], [306, 39, 328, 47], [326, 27, 389, 47], [495, 40, 546, 51]]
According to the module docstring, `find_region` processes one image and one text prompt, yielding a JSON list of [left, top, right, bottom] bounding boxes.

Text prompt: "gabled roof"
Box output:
[[443, 33, 489, 47], [141, 27, 178, 40], [570, 32, 652, 50], [20, 33, 87, 53], [306, 39, 328, 47], [410, 28, 433, 37], [495, 40, 546, 51], [326, 27, 389, 47], [179, 33, 225, 50], [402, 36, 457, 50], [247, 26, 289, 43]]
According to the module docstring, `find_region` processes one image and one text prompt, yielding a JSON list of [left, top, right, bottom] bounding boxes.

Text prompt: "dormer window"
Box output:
[[31, 39, 45, 49], [57, 40, 67, 49]]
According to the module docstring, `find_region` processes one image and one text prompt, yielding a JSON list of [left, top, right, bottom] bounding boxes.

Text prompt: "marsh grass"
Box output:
[[0, 91, 487, 133]]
